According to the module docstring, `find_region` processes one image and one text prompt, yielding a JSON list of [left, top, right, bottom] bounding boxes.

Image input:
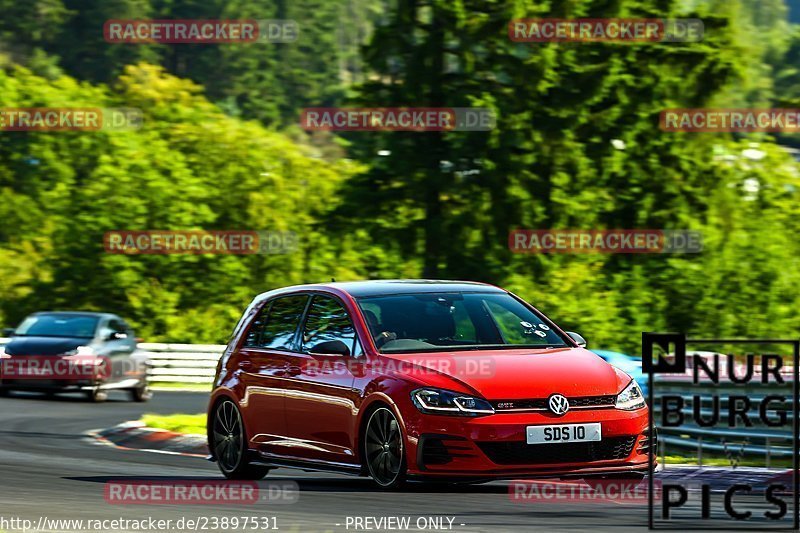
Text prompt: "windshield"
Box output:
[[14, 314, 99, 339], [356, 292, 569, 353]]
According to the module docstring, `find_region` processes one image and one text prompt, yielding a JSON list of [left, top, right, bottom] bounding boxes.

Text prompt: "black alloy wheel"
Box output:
[[364, 406, 406, 488]]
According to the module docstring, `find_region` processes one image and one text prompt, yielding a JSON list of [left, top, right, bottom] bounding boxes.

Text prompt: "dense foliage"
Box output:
[[1, 0, 799, 353]]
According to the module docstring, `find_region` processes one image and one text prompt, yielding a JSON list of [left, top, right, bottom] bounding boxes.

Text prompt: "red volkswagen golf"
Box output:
[[208, 280, 651, 488]]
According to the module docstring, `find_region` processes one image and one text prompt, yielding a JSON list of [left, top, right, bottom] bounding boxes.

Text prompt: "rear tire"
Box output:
[[86, 387, 108, 403], [363, 406, 407, 490], [211, 399, 270, 480], [0, 388, 10, 397], [130, 383, 152, 403]]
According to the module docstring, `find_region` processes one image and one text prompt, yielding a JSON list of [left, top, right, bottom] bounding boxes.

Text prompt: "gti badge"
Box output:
[[548, 394, 569, 416]]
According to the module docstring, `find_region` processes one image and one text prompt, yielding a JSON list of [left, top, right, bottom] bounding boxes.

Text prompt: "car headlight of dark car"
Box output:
[[411, 388, 495, 416]]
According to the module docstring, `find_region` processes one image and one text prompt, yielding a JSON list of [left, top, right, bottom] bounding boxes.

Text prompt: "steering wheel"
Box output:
[[373, 331, 397, 349]]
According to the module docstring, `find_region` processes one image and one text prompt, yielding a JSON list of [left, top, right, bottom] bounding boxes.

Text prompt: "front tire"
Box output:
[[363, 406, 406, 489], [211, 399, 270, 480], [130, 383, 153, 402]]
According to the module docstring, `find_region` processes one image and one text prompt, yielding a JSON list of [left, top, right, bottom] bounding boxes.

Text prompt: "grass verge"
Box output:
[[150, 382, 211, 392], [140, 413, 206, 435], [663, 454, 791, 468]]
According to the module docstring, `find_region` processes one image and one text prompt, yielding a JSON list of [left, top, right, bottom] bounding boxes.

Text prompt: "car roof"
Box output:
[[255, 279, 505, 300], [329, 279, 504, 297], [30, 311, 118, 320]]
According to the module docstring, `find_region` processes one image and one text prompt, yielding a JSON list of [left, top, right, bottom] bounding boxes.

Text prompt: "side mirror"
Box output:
[[309, 340, 350, 357], [1, 328, 15, 337], [107, 331, 128, 341], [567, 331, 587, 348]]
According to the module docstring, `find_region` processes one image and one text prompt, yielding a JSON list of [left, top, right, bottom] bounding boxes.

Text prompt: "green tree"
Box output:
[[0, 63, 365, 341]]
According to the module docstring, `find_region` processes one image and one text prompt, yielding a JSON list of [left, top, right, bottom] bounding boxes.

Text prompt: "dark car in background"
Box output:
[[0, 311, 151, 402]]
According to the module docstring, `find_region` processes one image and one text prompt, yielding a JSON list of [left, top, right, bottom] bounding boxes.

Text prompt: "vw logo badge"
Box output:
[[548, 394, 569, 416]]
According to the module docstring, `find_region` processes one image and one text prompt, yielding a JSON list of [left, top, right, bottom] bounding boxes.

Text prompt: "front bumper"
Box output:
[[0, 379, 98, 391], [403, 406, 651, 478], [0, 378, 143, 392]]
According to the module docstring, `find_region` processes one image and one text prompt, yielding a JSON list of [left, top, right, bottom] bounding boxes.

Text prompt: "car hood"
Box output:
[[3, 336, 89, 356], [380, 347, 630, 400]]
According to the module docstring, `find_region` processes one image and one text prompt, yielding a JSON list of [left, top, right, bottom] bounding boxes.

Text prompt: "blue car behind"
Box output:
[[591, 349, 648, 399]]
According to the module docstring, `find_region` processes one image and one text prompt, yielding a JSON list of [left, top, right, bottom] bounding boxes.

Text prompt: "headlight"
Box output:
[[411, 388, 495, 416], [615, 379, 646, 410], [62, 346, 95, 357]]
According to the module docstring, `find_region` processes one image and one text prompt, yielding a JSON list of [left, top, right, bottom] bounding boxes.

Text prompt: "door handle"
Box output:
[[285, 365, 302, 377], [238, 360, 253, 370]]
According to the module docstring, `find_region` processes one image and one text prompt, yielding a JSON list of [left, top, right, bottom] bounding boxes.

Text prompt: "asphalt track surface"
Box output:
[[0, 391, 791, 533]]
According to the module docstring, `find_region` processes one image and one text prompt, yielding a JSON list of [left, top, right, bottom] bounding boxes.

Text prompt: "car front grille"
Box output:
[[418, 435, 478, 469], [477, 436, 637, 465], [491, 395, 615, 411]]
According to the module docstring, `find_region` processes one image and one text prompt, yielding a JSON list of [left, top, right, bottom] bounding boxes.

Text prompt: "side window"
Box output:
[[244, 303, 271, 347], [353, 338, 364, 358], [302, 296, 357, 354], [103, 319, 127, 340], [259, 295, 309, 350]]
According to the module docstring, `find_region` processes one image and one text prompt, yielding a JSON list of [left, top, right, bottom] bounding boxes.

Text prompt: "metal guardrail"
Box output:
[[653, 374, 794, 465], [136, 342, 224, 384]]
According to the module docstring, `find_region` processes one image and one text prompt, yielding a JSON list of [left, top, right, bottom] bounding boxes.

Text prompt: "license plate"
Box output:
[[526, 423, 601, 444]]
